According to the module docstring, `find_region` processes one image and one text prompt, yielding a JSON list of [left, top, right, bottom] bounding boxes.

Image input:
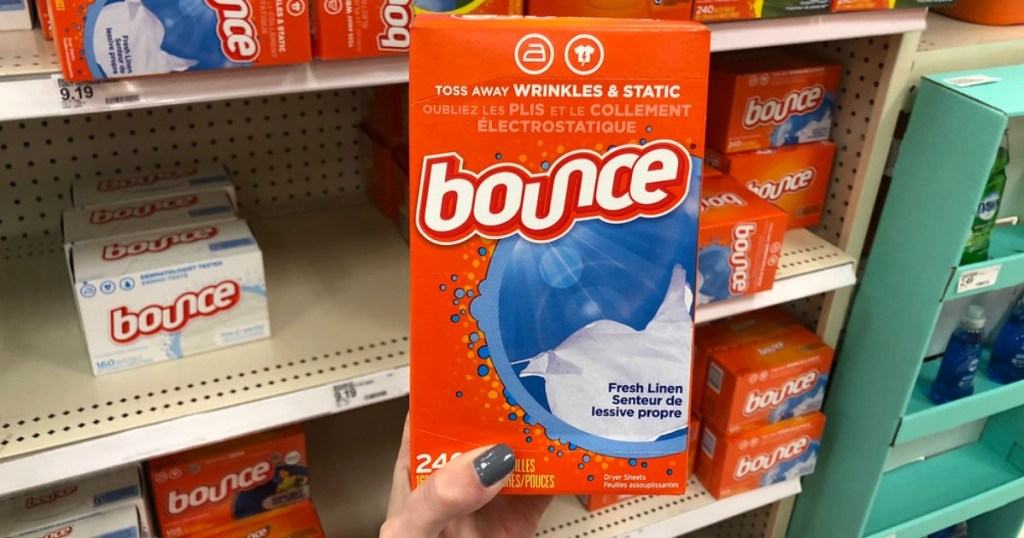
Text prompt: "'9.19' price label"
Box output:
[[52, 75, 141, 111]]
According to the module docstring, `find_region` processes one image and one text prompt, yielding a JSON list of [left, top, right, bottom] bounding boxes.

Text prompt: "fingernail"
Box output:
[[473, 444, 515, 487]]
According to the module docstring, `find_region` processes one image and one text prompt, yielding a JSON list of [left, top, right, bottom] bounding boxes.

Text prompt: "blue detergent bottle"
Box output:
[[988, 295, 1024, 384], [930, 305, 986, 404]]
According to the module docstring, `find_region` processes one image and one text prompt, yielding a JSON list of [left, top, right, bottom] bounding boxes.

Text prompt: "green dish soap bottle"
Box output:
[[961, 143, 1010, 265]]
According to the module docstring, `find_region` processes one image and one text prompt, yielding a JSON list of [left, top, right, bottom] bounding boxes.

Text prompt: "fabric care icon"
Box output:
[[515, 33, 554, 75], [565, 34, 604, 76], [470, 176, 701, 458]]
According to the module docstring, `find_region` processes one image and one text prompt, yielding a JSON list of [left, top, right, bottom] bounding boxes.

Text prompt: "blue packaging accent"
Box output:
[[208, 238, 256, 251], [770, 93, 836, 148], [769, 374, 828, 423], [231, 464, 309, 519], [189, 205, 233, 217], [697, 244, 735, 303], [97, 528, 140, 538], [470, 165, 701, 458], [0, 0, 25, 12], [93, 485, 140, 507], [760, 440, 820, 486]]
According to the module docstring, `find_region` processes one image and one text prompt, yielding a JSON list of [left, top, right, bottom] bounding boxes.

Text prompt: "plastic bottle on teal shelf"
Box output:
[[961, 144, 1009, 265], [930, 305, 986, 404], [988, 295, 1024, 384]]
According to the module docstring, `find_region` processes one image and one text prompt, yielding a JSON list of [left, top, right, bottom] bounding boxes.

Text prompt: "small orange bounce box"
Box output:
[[692, 308, 804, 416], [409, 15, 710, 494], [691, 0, 830, 22], [313, 0, 523, 60], [148, 425, 311, 537], [707, 49, 840, 154], [50, 0, 311, 81], [708, 141, 836, 229], [701, 328, 833, 436], [188, 500, 325, 538], [526, 0, 692, 19], [697, 174, 788, 305], [696, 412, 825, 499]]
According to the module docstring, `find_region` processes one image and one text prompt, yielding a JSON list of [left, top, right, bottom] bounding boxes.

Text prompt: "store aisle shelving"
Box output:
[[0, 196, 853, 497], [0, 10, 926, 121]]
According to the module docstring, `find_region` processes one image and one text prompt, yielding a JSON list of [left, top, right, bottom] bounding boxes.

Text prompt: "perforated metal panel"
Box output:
[[0, 88, 371, 248], [0, 30, 59, 77], [692, 506, 772, 538]]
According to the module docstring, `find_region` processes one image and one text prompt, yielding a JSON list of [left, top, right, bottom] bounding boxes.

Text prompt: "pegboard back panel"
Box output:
[[0, 88, 372, 248], [808, 36, 891, 249], [692, 505, 772, 538]]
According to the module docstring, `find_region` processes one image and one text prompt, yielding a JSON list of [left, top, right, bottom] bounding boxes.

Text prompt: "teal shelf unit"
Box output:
[[899, 355, 1024, 445], [788, 65, 1024, 538]]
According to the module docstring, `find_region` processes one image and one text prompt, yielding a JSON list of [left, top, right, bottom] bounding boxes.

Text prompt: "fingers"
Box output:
[[386, 413, 413, 519], [381, 444, 516, 538]]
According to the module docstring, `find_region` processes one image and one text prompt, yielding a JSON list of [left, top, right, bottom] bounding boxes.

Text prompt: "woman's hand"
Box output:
[[382, 416, 552, 538]]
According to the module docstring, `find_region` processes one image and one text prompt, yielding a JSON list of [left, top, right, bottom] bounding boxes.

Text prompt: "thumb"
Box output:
[[381, 444, 516, 538]]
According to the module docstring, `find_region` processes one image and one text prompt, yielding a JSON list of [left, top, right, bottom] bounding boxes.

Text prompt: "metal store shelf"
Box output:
[[696, 228, 856, 324], [0, 198, 852, 497], [0, 9, 927, 121], [308, 395, 801, 538], [534, 478, 801, 538]]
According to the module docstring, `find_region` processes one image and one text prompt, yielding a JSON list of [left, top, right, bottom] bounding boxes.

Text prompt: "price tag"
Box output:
[[944, 75, 1000, 88], [957, 265, 1001, 294], [52, 75, 141, 111], [331, 370, 406, 410], [333, 382, 358, 410]]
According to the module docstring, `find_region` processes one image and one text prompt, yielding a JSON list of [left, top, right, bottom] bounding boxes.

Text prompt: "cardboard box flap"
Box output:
[[700, 175, 788, 226], [62, 190, 236, 245], [69, 219, 259, 284], [71, 164, 232, 208], [928, 66, 1024, 118], [0, 465, 145, 537]]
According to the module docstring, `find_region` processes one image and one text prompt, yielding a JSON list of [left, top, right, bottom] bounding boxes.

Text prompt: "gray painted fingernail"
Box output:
[[474, 444, 515, 487]]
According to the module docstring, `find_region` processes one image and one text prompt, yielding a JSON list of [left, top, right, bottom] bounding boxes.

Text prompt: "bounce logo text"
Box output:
[[742, 86, 824, 129], [416, 141, 692, 244]]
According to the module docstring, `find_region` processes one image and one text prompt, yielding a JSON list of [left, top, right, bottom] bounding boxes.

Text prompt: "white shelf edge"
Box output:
[[0, 204, 848, 498], [0, 56, 411, 122], [614, 480, 801, 538], [696, 262, 856, 324], [533, 477, 801, 538], [0, 9, 929, 121], [695, 228, 858, 324], [708, 8, 927, 53], [0, 365, 410, 498]]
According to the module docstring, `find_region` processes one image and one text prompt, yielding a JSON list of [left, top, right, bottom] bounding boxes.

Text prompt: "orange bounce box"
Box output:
[[708, 141, 836, 229], [692, 0, 830, 22], [830, 0, 886, 11], [313, 0, 522, 60], [50, 0, 311, 82], [692, 307, 804, 416], [148, 425, 311, 537], [707, 49, 840, 154], [527, 0, 691, 19], [697, 174, 788, 305], [701, 328, 832, 436], [696, 412, 825, 499], [409, 15, 709, 495], [188, 500, 325, 538]]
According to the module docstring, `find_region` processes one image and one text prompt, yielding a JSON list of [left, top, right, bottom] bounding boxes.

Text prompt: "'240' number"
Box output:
[[415, 452, 463, 474]]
